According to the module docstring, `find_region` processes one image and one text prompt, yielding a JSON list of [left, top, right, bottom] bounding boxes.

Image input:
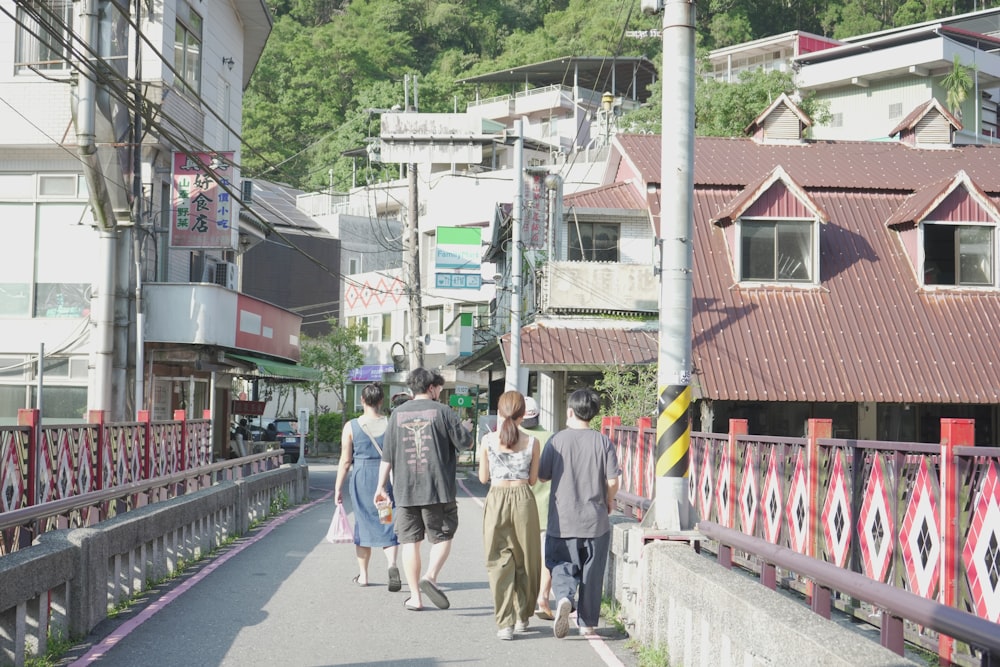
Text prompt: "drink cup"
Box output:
[[377, 500, 393, 524]]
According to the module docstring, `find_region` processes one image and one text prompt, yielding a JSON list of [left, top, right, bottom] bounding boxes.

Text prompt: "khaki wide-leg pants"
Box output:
[[483, 485, 541, 629]]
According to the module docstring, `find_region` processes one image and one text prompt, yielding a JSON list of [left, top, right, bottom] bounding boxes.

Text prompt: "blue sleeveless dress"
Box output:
[[348, 419, 397, 547]]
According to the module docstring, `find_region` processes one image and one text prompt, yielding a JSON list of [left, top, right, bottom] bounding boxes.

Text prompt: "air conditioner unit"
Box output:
[[214, 261, 237, 290]]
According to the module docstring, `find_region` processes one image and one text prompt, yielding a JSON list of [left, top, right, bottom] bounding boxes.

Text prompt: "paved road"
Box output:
[[61, 462, 641, 667]]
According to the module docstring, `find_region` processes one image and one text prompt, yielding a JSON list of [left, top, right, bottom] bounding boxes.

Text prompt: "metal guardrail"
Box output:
[[699, 521, 1000, 663]]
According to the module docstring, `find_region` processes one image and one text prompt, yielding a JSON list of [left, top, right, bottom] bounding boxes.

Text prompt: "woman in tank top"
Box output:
[[478, 390, 541, 640]]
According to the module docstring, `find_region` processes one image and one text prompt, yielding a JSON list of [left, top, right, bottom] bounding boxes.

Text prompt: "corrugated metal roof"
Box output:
[[596, 134, 1000, 404], [500, 322, 658, 369], [888, 98, 961, 137], [564, 181, 646, 210], [614, 134, 1000, 191]]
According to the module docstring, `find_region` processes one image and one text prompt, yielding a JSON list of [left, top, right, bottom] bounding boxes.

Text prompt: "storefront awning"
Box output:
[[227, 353, 324, 382]]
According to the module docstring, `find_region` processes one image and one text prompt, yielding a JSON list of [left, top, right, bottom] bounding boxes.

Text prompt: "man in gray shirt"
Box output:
[[375, 368, 472, 611], [538, 387, 621, 639]]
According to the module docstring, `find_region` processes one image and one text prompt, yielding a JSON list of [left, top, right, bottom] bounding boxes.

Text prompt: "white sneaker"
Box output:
[[514, 619, 529, 634], [497, 627, 514, 640], [577, 619, 595, 636], [553, 598, 572, 639]]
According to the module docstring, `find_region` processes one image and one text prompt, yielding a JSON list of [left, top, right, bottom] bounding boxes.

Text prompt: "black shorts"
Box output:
[[395, 502, 459, 544]]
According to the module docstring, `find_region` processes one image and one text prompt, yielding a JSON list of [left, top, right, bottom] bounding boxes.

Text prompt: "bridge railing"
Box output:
[[607, 416, 999, 664], [0, 458, 305, 667], [0, 408, 266, 555]]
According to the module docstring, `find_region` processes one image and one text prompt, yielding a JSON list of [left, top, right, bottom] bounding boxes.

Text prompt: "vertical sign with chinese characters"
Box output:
[[171, 152, 238, 248], [522, 172, 547, 250]]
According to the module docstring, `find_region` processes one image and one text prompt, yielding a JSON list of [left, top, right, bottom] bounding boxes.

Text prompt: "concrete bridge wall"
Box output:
[[607, 520, 917, 667], [0, 465, 307, 667]]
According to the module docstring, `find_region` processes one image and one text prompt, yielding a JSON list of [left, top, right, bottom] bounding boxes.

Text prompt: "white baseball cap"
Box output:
[[524, 396, 540, 418]]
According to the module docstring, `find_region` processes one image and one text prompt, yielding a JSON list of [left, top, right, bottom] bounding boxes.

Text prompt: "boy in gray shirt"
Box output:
[[538, 388, 621, 639]]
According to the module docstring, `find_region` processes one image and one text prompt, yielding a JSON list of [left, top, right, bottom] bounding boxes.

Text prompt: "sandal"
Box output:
[[388, 566, 401, 592], [352, 574, 368, 587], [535, 608, 554, 621], [403, 597, 423, 611]]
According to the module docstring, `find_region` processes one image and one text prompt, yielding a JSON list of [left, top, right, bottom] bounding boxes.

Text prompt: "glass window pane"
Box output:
[[594, 223, 619, 262], [30, 385, 88, 421], [741, 222, 775, 280], [923, 224, 955, 285], [958, 226, 992, 285], [381, 313, 391, 342], [0, 175, 35, 198], [36, 203, 94, 317], [0, 357, 27, 379], [0, 203, 34, 316], [776, 222, 811, 281], [41, 358, 69, 377], [0, 385, 28, 424], [39, 175, 76, 196]]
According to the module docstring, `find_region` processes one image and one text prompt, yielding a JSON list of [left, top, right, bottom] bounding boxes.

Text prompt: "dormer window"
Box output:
[[922, 223, 993, 286], [739, 218, 814, 282]]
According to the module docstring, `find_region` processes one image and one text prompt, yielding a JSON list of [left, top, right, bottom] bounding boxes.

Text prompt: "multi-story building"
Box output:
[[0, 0, 315, 453], [707, 7, 1000, 143], [292, 56, 658, 415]]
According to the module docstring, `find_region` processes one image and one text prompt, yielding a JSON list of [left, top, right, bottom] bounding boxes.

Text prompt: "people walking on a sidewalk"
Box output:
[[538, 387, 621, 639], [335, 382, 401, 591], [479, 390, 541, 640], [375, 368, 473, 611], [520, 395, 555, 620]]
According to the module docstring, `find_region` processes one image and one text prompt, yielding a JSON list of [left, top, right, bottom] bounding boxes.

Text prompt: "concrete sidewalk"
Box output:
[[61, 462, 640, 666]]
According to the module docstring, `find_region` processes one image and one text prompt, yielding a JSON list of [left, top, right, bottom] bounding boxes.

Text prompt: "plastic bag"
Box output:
[[325, 502, 353, 544]]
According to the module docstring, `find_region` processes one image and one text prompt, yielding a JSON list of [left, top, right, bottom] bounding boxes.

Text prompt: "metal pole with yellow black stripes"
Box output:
[[654, 0, 695, 531]]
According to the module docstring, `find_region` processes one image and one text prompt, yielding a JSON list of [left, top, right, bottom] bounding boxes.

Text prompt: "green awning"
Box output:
[[227, 353, 324, 382]]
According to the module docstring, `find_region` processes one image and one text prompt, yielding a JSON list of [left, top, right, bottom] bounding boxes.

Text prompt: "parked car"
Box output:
[[268, 418, 308, 462]]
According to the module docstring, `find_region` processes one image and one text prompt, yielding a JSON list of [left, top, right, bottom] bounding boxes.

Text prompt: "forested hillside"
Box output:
[[241, 0, 998, 191]]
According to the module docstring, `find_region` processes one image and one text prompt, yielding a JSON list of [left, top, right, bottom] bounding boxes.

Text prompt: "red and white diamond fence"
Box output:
[[858, 455, 894, 582], [821, 451, 851, 568], [962, 459, 1000, 623], [899, 457, 940, 600]]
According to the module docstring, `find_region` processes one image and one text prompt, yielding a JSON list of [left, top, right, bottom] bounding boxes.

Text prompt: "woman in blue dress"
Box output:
[[334, 383, 401, 591]]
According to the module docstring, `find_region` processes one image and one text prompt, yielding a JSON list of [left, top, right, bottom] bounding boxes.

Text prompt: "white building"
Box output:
[[707, 8, 1000, 143], [291, 56, 659, 413], [0, 0, 310, 453]]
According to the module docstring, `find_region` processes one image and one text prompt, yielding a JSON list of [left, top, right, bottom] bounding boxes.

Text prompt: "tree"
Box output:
[[595, 363, 658, 426], [298, 319, 366, 453], [941, 54, 974, 121], [695, 69, 830, 137]]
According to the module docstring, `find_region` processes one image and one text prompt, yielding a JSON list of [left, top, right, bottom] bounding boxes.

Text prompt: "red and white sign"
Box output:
[[170, 152, 237, 248]]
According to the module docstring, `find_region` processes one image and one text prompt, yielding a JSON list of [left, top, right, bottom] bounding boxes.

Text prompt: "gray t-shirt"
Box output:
[[538, 427, 621, 538], [382, 398, 472, 507]]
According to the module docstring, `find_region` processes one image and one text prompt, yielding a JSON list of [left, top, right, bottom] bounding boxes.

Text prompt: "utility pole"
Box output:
[[403, 74, 423, 370], [405, 161, 424, 370], [504, 119, 524, 392], [647, 0, 695, 531]]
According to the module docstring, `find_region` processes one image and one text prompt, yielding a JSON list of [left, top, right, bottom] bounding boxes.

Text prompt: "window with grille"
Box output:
[[174, 2, 202, 96], [922, 223, 994, 287], [15, 0, 73, 72]]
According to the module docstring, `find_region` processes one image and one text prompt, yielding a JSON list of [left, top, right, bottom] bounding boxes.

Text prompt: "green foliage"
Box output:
[[595, 364, 657, 426], [269, 489, 290, 514], [941, 54, 974, 119], [299, 320, 365, 449], [695, 69, 829, 137], [243, 0, 988, 189], [316, 410, 354, 446], [23, 631, 75, 667]]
